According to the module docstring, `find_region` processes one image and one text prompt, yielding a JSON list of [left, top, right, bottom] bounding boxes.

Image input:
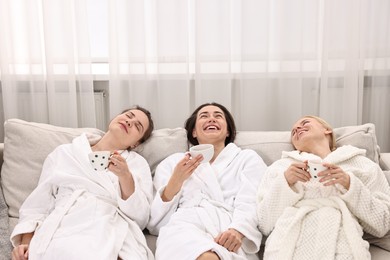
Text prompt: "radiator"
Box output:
[[94, 91, 107, 131]]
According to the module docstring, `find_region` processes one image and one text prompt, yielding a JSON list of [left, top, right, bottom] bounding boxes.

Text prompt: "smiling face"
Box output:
[[291, 116, 334, 152], [109, 109, 150, 149], [192, 105, 229, 146]]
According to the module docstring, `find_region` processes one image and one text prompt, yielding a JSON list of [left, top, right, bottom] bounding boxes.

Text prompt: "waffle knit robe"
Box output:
[[257, 145, 390, 260]]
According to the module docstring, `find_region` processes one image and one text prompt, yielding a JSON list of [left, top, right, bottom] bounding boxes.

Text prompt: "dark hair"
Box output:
[[184, 102, 236, 146], [121, 105, 154, 144]]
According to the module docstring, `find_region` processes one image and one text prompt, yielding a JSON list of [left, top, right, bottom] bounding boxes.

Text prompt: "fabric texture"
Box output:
[[2, 1, 390, 154], [10, 134, 154, 260], [1, 119, 105, 231], [0, 118, 389, 258], [0, 119, 380, 230], [148, 143, 267, 260], [134, 128, 188, 176], [257, 145, 390, 259]]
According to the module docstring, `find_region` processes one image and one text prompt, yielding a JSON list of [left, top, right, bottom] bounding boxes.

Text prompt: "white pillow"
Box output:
[[235, 131, 293, 166], [134, 128, 188, 176], [334, 123, 380, 164]]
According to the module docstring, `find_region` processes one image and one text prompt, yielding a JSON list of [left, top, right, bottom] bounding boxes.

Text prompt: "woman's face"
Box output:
[[110, 109, 150, 148], [291, 117, 331, 151], [192, 105, 229, 146]]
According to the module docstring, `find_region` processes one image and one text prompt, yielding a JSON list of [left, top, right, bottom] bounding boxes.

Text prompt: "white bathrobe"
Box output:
[[11, 133, 154, 260], [147, 143, 267, 260], [257, 145, 390, 260]]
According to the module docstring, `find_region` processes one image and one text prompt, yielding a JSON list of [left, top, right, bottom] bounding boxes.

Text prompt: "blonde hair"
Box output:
[[299, 115, 336, 151]]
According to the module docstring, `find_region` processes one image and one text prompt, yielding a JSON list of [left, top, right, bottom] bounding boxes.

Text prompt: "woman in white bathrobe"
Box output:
[[11, 106, 155, 260], [257, 116, 390, 260], [147, 102, 267, 260]]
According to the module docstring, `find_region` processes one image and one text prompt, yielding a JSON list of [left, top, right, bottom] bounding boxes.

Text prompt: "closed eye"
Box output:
[[126, 112, 135, 119], [198, 112, 208, 118], [135, 122, 141, 132]]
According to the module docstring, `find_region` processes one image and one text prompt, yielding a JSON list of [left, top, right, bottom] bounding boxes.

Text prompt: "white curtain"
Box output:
[[0, 0, 389, 152], [0, 0, 96, 128]]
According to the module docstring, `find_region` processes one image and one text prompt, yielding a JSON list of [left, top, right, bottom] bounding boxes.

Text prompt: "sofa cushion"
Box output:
[[134, 128, 188, 176], [334, 123, 380, 164], [0, 119, 104, 230], [235, 131, 293, 166], [235, 123, 380, 166]]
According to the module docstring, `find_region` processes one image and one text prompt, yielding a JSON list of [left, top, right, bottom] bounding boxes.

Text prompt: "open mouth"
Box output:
[[203, 124, 220, 131]]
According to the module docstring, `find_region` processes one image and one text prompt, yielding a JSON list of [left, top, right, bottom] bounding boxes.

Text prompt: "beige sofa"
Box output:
[[0, 118, 390, 260]]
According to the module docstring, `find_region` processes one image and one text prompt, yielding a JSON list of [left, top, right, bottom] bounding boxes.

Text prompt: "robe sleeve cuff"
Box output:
[[339, 173, 360, 201], [228, 224, 261, 254], [147, 185, 182, 235], [155, 185, 182, 207], [10, 221, 39, 247], [118, 173, 142, 206]]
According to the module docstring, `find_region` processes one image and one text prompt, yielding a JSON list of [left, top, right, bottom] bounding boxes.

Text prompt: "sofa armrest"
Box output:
[[380, 153, 390, 171], [0, 143, 3, 170], [0, 143, 12, 259], [0, 179, 12, 259]]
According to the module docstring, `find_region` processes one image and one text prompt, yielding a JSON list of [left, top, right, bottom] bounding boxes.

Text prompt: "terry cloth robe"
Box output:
[[257, 145, 390, 260], [10, 133, 154, 260], [147, 143, 267, 260]]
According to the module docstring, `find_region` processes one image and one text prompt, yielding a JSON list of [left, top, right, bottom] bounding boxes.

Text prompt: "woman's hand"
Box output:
[[108, 151, 130, 177], [12, 233, 33, 260], [161, 153, 203, 202], [319, 163, 350, 190], [12, 244, 29, 260], [109, 151, 135, 199], [284, 161, 311, 186], [214, 228, 244, 252]]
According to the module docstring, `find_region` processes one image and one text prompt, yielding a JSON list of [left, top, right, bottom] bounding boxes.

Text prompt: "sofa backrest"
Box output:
[[134, 122, 380, 170], [0, 118, 380, 231], [235, 123, 380, 166]]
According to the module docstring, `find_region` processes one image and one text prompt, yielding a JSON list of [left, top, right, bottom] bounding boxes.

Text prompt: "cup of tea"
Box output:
[[88, 151, 111, 171], [307, 159, 327, 179], [189, 144, 214, 163]]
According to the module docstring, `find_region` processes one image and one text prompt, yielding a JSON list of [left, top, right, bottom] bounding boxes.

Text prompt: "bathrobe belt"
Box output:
[[36, 189, 118, 254], [180, 195, 234, 237]]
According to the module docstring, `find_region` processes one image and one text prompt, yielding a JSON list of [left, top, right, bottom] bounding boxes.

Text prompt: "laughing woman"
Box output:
[[257, 116, 390, 260], [11, 106, 155, 260], [147, 102, 267, 260]]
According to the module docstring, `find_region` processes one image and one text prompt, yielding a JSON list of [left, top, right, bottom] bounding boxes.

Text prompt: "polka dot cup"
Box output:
[[88, 151, 111, 171], [307, 159, 327, 180]]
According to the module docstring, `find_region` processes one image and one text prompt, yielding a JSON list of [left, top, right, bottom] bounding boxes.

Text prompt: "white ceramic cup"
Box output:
[[88, 151, 111, 171], [307, 159, 327, 179], [189, 144, 214, 163]]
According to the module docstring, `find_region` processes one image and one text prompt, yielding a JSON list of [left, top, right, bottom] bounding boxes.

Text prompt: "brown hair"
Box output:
[[184, 102, 236, 146]]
